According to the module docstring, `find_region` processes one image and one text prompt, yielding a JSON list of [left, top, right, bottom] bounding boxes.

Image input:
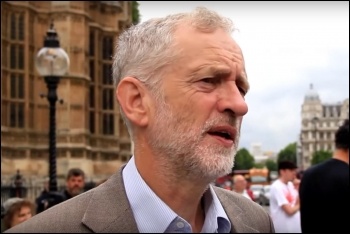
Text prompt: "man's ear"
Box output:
[[116, 77, 149, 127]]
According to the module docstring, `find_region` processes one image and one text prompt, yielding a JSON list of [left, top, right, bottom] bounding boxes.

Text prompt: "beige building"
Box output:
[[297, 84, 349, 170], [1, 1, 134, 184], [250, 143, 277, 163]]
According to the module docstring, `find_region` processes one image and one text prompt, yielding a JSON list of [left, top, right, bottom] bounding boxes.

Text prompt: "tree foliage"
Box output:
[[265, 159, 278, 171], [253, 163, 265, 169], [311, 150, 332, 165], [233, 148, 255, 170], [132, 1, 140, 25], [277, 142, 297, 164]]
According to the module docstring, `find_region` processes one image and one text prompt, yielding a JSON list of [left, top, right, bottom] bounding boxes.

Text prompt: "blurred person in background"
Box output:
[[245, 179, 255, 200], [299, 119, 349, 233], [35, 168, 85, 214], [269, 160, 301, 233], [61, 168, 86, 200], [35, 178, 49, 214], [1, 198, 35, 232], [232, 175, 253, 200], [292, 178, 300, 192], [222, 180, 232, 191]]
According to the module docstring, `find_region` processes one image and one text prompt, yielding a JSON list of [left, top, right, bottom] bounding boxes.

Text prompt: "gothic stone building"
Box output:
[[1, 1, 133, 184], [297, 84, 349, 170]]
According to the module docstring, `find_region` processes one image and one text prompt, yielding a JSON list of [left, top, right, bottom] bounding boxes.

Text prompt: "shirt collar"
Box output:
[[202, 185, 231, 233], [123, 156, 231, 233], [123, 156, 177, 233]]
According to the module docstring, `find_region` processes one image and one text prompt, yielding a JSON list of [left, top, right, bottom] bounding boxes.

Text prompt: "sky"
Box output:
[[137, 1, 349, 153]]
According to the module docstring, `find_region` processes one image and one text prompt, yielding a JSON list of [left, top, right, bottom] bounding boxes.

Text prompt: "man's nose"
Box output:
[[217, 84, 248, 116]]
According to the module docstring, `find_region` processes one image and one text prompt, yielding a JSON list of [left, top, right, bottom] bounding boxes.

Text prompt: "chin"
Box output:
[[198, 156, 233, 180]]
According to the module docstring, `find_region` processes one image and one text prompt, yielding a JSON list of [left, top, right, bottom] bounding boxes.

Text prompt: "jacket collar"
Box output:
[[81, 166, 139, 233], [213, 187, 260, 233], [81, 166, 259, 233]]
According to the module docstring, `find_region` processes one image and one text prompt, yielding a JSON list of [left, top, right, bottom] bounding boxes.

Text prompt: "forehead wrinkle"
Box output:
[[226, 51, 249, 92]]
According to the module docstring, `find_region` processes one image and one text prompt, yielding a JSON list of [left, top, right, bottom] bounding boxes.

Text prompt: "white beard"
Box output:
[[146, 98, 241, 182]]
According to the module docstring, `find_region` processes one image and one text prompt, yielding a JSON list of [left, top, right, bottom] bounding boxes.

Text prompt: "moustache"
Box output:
[[202, 115, 239, 133]]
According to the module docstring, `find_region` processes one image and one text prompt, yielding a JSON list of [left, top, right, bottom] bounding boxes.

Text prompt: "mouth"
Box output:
[[207, 126, 236, 147]]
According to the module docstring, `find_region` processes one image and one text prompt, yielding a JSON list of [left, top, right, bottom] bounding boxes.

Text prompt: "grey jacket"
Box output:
[[5, 167, 274, 233]]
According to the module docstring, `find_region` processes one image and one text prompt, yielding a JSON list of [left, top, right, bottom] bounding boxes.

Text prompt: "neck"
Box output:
[[134, 144, 206, 231], [333, 149, 349, 164]]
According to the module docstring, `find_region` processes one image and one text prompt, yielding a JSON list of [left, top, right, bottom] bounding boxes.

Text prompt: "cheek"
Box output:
[[12, 215, 22, 225], [184, 95, 216, 119]]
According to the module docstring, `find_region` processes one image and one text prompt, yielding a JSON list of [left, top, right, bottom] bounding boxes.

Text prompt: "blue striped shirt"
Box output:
[[122, 156, 231, 233]]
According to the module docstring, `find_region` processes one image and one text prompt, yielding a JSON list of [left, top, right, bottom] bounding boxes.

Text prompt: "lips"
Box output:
[[207, 125, 236, 147]]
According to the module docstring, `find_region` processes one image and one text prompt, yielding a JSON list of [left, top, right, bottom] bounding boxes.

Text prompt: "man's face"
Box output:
[[11, 206, 32, 228], [234, 178, 247, 193], [66, 175, 85, 196], [282, 169, 297, 182], [146, 26, 249, 181]]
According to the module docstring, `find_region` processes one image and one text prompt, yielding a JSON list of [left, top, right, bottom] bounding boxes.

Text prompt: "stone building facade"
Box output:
[[297, 84, 349, 170], [1, 1, 134, 185]]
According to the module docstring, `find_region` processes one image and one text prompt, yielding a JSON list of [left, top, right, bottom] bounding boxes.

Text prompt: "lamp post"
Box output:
[[35, 21, 69, 193]]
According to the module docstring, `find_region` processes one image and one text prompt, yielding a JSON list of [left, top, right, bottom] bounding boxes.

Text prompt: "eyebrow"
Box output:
[[210, 66, 232, 76], [206, 66, 250, 92], [191, 65, 250, 91], [191, 65, 231, 77], [239, 71, 250, 93]]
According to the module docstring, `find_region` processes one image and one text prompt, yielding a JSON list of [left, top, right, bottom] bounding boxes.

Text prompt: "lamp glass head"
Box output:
[[35, 47, 69, 76]]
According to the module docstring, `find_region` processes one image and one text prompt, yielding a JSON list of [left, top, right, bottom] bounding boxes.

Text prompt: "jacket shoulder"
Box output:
[[214, 186, 265, 211]]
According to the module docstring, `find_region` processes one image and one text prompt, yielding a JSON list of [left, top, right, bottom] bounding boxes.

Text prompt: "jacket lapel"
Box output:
[[81, 167, 139, 233], [80, 167, 259, 233], [214, 187, 259, 233]]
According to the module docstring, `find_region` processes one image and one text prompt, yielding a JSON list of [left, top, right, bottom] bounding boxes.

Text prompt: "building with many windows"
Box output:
[[297, 84, 349, 170], [1, 1, 134, 184]]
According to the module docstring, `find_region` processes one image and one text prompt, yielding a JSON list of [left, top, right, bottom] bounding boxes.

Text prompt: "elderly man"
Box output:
[[6, 6, 274, 233], [232, 175, 253, 200]]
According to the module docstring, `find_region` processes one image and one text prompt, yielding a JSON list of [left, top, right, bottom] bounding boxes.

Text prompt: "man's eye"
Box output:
[[238, 87, 247, 96], [201, 78, 217, 84]]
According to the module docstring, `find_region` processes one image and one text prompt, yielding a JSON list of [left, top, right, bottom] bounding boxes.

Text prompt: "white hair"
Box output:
[[112, 6, 235, 139]]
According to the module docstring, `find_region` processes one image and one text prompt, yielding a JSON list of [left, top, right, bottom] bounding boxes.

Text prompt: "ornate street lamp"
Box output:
[[35, 21, 69, 193]]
